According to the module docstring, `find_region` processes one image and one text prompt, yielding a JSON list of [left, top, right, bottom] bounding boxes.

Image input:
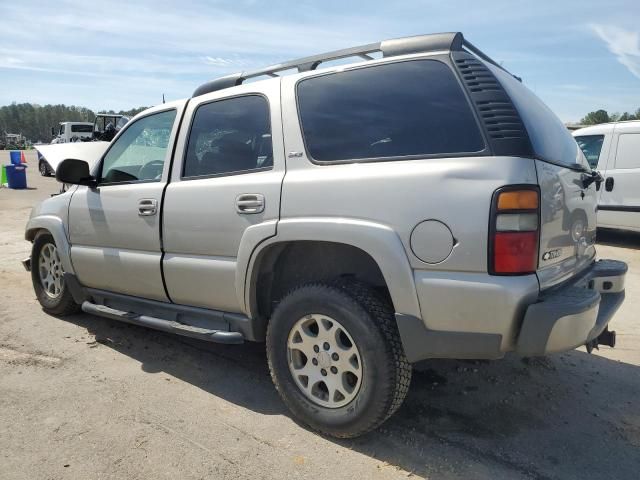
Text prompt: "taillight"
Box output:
[[489, 187, 539, 275]]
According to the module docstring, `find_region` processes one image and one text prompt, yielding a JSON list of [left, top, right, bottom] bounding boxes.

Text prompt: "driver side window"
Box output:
[[100, 109, 176, 184]]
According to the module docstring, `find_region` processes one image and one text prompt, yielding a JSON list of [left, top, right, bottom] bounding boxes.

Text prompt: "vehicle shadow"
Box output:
[[597, 228, 640, 250], [60, 311, 285, 416], [59, 311, 640, 479]]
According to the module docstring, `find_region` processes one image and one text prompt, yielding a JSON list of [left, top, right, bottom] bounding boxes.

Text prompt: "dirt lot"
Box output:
[[1, 150, 639, 479]]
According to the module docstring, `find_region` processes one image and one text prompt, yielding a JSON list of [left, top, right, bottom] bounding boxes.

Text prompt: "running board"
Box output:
[[81, 301, 244, 344]]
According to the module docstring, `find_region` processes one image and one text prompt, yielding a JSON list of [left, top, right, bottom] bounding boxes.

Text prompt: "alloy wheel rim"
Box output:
[[39, 243, 63, 299], [287, 314, 362, 408]]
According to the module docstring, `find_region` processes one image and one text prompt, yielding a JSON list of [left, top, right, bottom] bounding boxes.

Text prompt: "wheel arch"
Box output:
[[25, 216, 75, 274], [241, 218, 421, 331]]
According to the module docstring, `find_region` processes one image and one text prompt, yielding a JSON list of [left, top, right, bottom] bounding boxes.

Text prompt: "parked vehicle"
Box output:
[[24, 32, 627, 438], [39, 115, 129, 177], [92, 113, 129, 142], [1, 132, 28, 150], [574, 121, 640, 232], [51, 122, 94, 144]]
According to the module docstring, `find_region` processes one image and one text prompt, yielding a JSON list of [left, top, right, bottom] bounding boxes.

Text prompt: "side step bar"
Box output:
[[81, 301, 244, 344]]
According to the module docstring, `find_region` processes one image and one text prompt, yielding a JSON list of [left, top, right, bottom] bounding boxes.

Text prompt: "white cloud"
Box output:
[[558, 84, 588, 91], [590, 24, 640, 80]]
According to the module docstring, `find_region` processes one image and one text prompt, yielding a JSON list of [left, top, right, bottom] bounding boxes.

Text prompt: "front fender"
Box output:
[[25, 215, 75, 274], [241, 217, 421, 319]]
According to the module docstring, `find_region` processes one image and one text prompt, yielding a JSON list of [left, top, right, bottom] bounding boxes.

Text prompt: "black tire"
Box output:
[[266, 280, 411, 438], [39, 160, 50, 177], [31, 232, 80, 316]]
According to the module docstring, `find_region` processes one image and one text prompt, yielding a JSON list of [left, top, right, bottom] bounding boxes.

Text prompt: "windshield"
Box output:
[[574, 135, 604, 168]]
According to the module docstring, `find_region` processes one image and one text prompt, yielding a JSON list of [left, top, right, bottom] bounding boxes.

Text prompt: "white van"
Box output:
[[574, 121, 640, 232]]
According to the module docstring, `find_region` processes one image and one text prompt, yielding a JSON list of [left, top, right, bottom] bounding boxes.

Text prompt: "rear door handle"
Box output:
[[138, 198, 158, 216], [605, 177, 614, 192], [236, 194, 265, 214]]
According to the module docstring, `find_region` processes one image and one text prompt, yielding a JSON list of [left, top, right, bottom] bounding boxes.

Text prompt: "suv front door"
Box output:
[[68, 103, 185, 301], [162, 80, 284, 313]]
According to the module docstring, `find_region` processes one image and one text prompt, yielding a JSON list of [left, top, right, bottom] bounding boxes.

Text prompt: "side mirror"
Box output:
[[55, 159, 97, 187]]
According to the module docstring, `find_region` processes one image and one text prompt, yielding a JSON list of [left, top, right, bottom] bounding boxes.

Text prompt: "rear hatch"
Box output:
[[487, 64, 597, 289]]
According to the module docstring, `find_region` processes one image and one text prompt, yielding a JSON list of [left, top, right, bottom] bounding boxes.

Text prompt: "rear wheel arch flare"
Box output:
[[248, 241, 391, 323]]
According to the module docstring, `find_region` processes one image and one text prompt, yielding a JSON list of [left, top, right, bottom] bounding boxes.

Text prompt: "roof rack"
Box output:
[[193, 32, 516, 97]]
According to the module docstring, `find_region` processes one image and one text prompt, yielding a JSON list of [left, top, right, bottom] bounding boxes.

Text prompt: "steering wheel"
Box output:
[[138, 160, 164, 180]]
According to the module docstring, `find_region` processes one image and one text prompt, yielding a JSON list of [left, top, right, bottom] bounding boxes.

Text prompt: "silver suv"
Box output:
[[24, 32, 627, 438]]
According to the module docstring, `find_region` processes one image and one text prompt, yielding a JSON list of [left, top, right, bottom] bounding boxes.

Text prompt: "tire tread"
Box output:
[[266, 279, 411, 438]]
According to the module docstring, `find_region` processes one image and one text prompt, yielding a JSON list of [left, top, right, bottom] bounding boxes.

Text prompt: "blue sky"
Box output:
[[1, 0, 639, 122]]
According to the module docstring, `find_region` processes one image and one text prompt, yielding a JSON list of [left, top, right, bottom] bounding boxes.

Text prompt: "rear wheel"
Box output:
[[31, 233, 79, 315], [266, 281, 411, 438]]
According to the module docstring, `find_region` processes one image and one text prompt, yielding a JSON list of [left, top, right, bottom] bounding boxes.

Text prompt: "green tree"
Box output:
[[580, 109, 611, 125]]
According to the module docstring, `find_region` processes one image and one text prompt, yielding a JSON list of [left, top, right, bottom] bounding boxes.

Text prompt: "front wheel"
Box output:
[[31, 233, 79, 315], [266, 281, 411, 438], [39, 160, 50, 176]]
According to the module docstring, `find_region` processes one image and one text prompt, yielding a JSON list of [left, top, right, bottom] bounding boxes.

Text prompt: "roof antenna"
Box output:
[[162, 94, 165, 104]]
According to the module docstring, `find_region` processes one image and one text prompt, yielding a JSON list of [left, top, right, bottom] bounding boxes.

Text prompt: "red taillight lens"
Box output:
[[493, 231, 538, 273], [490, 187, 540, 275]]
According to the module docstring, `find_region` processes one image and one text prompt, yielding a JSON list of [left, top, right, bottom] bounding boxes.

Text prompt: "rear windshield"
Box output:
[[296, 59, 485, 162], [574, 135, 604, 168], [486, 63, 588, 169], [71, 124, 93, 133]]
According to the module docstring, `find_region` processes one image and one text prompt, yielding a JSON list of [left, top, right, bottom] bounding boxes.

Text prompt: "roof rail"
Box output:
[[193, 32, 516, 97]]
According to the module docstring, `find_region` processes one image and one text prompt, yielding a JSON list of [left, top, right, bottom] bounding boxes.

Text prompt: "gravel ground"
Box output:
[[1, 151, 639, 479]]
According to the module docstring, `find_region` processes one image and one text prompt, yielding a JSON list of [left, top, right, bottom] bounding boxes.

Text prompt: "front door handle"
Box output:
[[138, 198, 158, 216], [236, 194, 265, 214], [605, 177, 614, 192]]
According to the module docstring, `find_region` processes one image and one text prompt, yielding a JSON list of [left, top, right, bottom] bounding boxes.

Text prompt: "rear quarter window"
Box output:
[[296, 59, 485, 162], [487, 63, 586, 169]]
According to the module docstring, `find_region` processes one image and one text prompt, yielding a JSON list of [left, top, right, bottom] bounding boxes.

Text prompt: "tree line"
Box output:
[[2, 102, 638, 142], [0, 103, 149, 143], [580, 108, 640, 125]]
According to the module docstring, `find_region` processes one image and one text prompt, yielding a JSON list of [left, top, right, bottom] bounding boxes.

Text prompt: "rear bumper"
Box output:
[[516, 259, 627, 356]]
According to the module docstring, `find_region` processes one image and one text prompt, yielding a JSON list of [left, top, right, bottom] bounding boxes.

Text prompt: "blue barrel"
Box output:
[[5, 164, 27, 189], [9, 151, 22, 165]]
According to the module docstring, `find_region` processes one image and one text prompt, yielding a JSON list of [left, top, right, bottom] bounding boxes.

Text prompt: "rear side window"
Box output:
[[575, 135, 605, 168], [183, 95, 272, 178], [296, 60, 485, 162], [71, 124, 93, 133], [615, 133, 640, 169]]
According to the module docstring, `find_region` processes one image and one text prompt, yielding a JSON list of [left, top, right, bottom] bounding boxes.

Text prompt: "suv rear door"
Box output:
[[162, 79, 284, 313]]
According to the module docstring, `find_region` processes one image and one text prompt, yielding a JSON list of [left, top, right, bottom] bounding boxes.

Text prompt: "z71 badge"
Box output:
[[542, 249, 562, 261]]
